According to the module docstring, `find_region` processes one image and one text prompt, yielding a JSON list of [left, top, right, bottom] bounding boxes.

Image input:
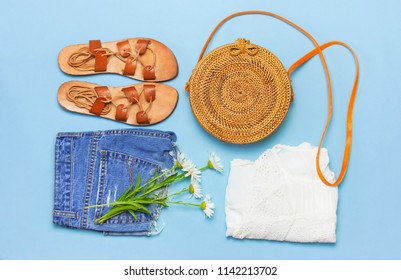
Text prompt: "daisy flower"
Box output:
[[175, 151, 187, 169], [182, 160, 201, 183], [200, 195, 215, 218], [188, 180, 202, 199], [207, 152, 223, 172]]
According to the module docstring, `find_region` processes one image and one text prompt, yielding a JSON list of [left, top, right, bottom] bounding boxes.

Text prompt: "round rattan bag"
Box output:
[[187, 37, 293, 144], [186, 10, 360, 186]]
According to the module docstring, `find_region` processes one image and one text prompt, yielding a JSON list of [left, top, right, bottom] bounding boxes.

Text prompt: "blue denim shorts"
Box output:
[[53, 129, 177, 236]]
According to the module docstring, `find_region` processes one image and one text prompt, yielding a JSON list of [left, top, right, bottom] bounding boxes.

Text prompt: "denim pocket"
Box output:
[[94, 150, 161, 224]]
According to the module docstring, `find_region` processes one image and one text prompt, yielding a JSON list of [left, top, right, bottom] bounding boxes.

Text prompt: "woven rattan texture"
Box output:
[[189, 39, 293, 144]]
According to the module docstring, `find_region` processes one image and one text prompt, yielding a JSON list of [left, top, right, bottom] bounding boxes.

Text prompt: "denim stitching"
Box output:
[[95, 151, 107, 220], [102, 129, 174, 139], [57, 132, 84, 137], [82, 134, 100, 227], [53, 210, 78, 219], [53, 138, 60, 222], [57, 130, 175, 140], [62, 138, 71, 224], [105, 150, 161, 167], [69, 138, 73, 227]]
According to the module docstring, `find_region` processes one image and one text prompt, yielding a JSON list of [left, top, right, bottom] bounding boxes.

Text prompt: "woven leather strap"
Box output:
[[196, 10, 359, 186]]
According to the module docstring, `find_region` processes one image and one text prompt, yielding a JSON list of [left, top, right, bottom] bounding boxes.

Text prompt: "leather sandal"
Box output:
[[58, 38, 178, 82], [58, 81, 178, 125]]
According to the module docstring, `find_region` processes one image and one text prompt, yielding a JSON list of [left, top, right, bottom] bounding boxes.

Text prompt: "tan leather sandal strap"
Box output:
[[123, 57, 137, 75], [136, 39, 150, 55], [89, 86, 111, 115], [89, 40, 102, 55], [144, 84, 156, 102], [122, 86, 139, 103], [116, 40, 132, 58], [115, 104, 128, 121], [94, 50, 107, 72], [89, 97, 108, 115], [94, 86, 112, 99], [143, 65, 156, 80], [136, 111, 149, 124], [89, 40, 108, 72]]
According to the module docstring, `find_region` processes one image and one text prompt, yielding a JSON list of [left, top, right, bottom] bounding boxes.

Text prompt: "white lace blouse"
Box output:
[[225, 143, 338, 243]]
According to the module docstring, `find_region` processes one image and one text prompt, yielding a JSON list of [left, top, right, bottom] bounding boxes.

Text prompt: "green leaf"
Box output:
[[134, 208, 153, 216], [96, 204, 143, 224], [130, 203, 151, 215], [128, 210, 138, 220], [95, 167, 183, 224], [136, 173, 141, 189], [118, 184, 133, 202], [125, 174, 145, 200]]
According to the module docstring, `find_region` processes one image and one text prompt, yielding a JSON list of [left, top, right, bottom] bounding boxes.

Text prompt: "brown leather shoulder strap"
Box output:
[[288, 41, 359, 186], [197, 11, 320, 62]]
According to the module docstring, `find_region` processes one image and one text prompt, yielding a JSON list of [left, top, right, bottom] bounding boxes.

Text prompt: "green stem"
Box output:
[[86, 198, 166, 209], [167, 188, 189, 198], [140, 166, 177, 189], [124, 168, 179, 201], [87, 163, 206, 224], [138, 173, 187, 198], [199, 165, 209, 171], [168, 201, 201, 207]]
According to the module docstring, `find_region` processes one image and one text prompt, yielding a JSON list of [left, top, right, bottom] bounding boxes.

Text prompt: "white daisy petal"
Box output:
[[208, 152, 223, 172], [182, 160, 202, 182], [175, 151, 187, 169], [191, 174, 201, 184], [200, 195, 215, 218], [182, 159, 194, 172], [189, 180, 202, 199]]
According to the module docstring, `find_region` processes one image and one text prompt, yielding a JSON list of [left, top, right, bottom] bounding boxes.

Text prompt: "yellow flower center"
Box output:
[[208, 160, 214, 169], [200, 201, 206, 210], [189, 184, 194, 194], [176, 161, 183, 169]]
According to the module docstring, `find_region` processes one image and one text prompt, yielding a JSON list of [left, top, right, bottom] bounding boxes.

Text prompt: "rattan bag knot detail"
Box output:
[[187, 38, 293, 144]]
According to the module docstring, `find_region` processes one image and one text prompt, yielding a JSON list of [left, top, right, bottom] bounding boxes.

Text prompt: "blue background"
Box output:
[[0, 0, 400, 260]]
